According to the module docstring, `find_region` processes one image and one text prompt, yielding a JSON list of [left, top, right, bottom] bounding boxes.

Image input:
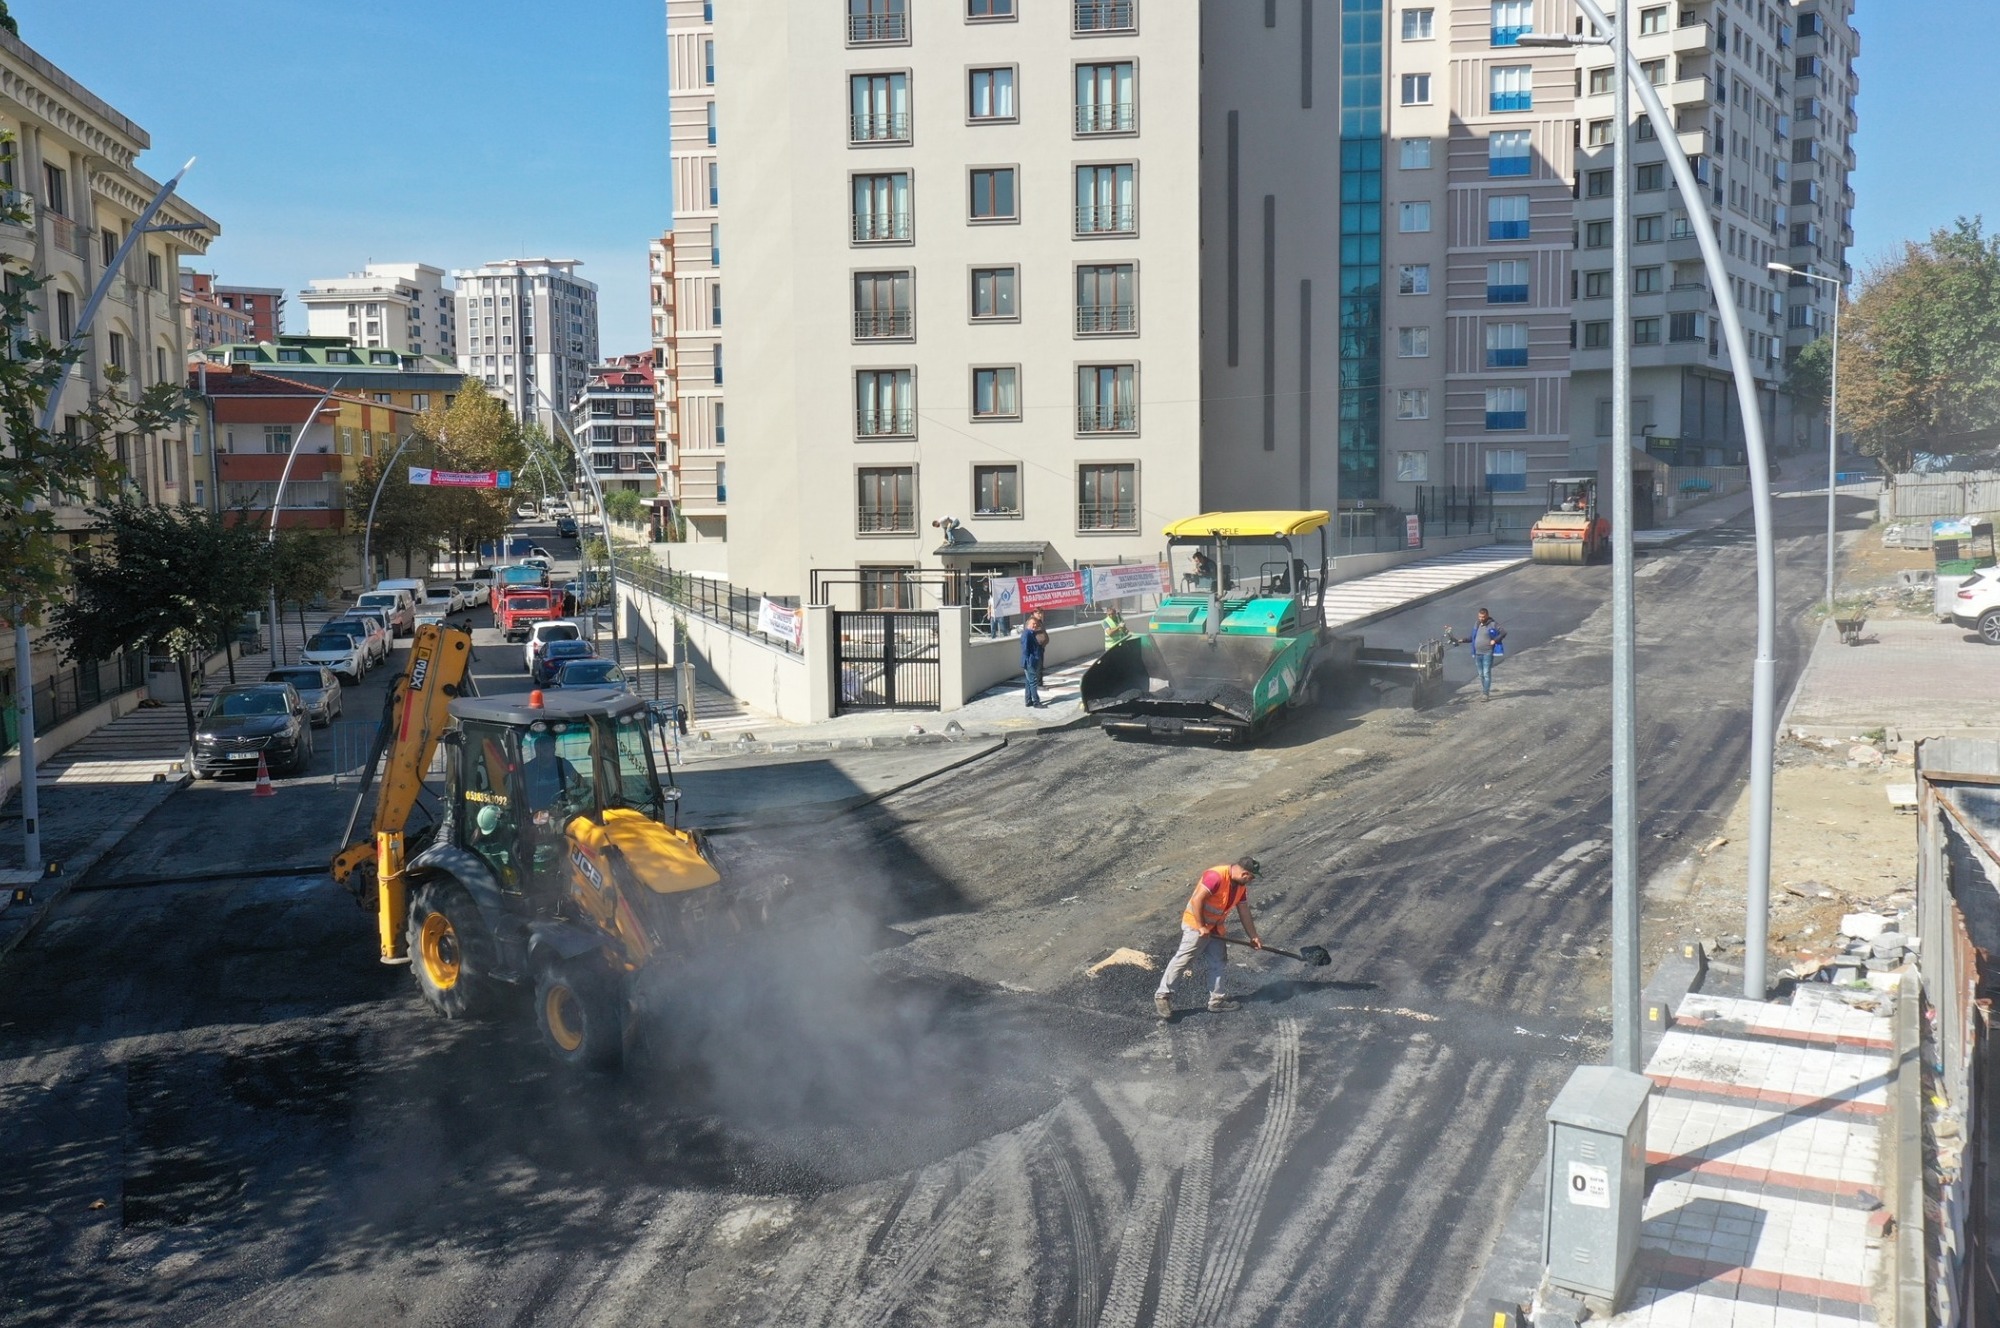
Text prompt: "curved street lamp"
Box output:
[[1769, 261, 1847, 615]]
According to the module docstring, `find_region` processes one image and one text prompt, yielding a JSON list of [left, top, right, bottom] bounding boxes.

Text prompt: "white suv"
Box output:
[[523, 619, 584, 673], [1949, 568, 2000, 644]]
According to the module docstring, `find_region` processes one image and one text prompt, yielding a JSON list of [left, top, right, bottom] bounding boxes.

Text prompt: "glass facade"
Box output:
[[1338, 0, 1384, 502]]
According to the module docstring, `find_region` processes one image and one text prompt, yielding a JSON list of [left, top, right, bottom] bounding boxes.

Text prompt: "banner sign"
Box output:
[[1017, 571, 1086, 612], [986, 577, 1022, 621], [1405, 514, 1422, 548], [409, 467, 513, 489], [1085, 562, 1166, 605], [757, 598, 804, 647]]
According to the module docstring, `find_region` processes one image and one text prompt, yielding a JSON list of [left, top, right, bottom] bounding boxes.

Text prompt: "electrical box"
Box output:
[[1542, 1065, 1651, 1303]]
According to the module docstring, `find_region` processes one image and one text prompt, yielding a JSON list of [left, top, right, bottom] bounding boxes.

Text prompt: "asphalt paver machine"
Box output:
[[1081, 510, 1444, 741], [331, 625, 770, 1070], [1529, 476, 1611, 565]]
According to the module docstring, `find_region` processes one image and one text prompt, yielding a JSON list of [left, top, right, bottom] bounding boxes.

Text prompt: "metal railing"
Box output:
[[851, 211, 912, 243], [849, 112, 912, 143], [1076, 303, 1136, 334], [1410, 487, 1498, 539], [1076, 405, 1136, 434], [856, 408, 915, 437], [847, 10, 908, 43], [1073, 0, 1136, 33], [1077, 502, 1137, 531], [44, 211, 88, 259], [0, 648, 147, 755], [857, 506, 915, 533], [1074, 204, 1136, 236], [1075, 103, 1136, 134], [622, 565, 804, 655], [853, 309, 913, 339]]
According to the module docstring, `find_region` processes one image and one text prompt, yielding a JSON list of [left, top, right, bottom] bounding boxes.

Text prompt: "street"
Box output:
[[0, 492, 1856, 1327]]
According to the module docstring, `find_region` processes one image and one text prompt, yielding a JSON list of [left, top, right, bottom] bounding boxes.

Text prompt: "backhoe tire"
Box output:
[[408, 879, 496, 1020], [534, 958, 624, 1072]]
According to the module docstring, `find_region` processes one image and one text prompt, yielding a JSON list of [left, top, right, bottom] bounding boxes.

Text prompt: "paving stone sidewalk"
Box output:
[[1785, 618, 2000, 740]]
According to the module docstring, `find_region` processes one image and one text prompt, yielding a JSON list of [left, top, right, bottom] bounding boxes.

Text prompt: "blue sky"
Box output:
[[15, 2, 1991, 349]]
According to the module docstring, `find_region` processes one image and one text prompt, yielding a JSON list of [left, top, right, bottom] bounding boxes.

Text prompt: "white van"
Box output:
[[355, 589, 416, 636], [376, 577, 430, 607]]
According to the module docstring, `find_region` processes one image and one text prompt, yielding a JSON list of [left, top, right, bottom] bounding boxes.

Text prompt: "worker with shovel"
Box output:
[[1155, 857, 1263, 1017]]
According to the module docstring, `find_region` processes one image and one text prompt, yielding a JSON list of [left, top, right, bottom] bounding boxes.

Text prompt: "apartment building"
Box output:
[[299, 262, 455, 360], [1780, 1, 1859, 366], [180, 269, 256, 352], [214, 281, 283, 342], [664, 3, 726, 543], [451, 257, 600, 436], [706, 0, 1342, 602], [570, 354, 661, 502], [193, 367, 412, 533]]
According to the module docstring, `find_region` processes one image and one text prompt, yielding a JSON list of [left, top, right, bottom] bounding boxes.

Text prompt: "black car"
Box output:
[[191, 683, 313, 779], [556, 515, 579, 538], [534, 638, 596, 685]]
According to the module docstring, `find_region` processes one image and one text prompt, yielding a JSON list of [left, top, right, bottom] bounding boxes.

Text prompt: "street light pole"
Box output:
[[266, 388, 341, 666], [536, 389, 620, 645], [1770, 262, 1845, 613], [360, 432, 417, 593]]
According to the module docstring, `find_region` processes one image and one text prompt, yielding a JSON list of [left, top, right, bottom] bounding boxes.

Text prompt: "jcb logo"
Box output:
[[570, 847, 606, 894], [410, 659, 430, 692]]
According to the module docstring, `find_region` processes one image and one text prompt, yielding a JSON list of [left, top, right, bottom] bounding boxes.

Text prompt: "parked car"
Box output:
[[266, 666, 342, 726], [301, 627, 370, 682], [1949, 568, 2000, 644], [470, 565, 497, 598], [534, 638, 597, 686], [516, 502, 540, 519], [377, 577, 431, 610], [354, 590, 415, 636], [550, 658, 627, 691], [321, 614, 389, 667], [523, 619, 584, 672], [423, 585, 462, 617], [556, 515, 579, 538], [454, 578, 487, 608], [191, 683, 313, 779]]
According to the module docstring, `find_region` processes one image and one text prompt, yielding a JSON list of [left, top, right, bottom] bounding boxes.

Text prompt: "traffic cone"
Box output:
[[253, 753, 275, 797]]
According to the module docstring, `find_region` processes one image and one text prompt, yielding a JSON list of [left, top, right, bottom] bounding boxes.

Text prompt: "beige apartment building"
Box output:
[[451, 257, 600, 436], [663, 3, 727, 545], [299, 261, 456, 360], [699, 0, 1344, 602]]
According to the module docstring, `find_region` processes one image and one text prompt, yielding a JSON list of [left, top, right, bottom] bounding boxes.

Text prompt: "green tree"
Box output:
[[1818, 217, 2000, 474], [602, 488, 646, 525], [412, 381, 526, 570], [347, 452, 431, 578], [271, 529, 348, 654], [49, 503, 270, 743]]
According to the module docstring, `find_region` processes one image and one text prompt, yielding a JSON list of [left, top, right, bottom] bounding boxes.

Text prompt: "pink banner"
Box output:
[[1018, 571, 1085, 611], [409, 466, 511, 489]]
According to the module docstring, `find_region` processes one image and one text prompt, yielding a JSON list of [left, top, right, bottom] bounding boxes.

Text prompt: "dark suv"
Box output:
[[191, 682, 313, 779]]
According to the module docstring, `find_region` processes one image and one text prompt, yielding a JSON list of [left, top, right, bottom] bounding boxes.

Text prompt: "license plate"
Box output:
[[230, 751, 258, 759]]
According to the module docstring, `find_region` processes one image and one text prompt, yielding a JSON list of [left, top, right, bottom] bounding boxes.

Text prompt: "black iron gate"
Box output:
[[833, 611, 941, 711]]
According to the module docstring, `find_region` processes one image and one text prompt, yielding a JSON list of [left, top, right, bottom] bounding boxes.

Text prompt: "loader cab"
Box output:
[[1159, 511, 1331, 637]]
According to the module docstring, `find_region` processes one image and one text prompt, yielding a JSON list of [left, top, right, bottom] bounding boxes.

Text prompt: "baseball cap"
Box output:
[[1235, 856, 1262, 876]]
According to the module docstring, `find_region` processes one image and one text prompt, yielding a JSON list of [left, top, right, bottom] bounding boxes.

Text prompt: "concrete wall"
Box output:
[[619, 578, 823, 724], [943, 607, 1101, 709], [653, 540, 732, 581]]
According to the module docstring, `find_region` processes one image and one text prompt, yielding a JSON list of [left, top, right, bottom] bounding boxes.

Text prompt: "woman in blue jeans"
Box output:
[[1448, 607, 1506, 699]]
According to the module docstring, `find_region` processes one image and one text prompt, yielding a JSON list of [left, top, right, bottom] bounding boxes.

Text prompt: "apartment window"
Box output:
[[1585, 169, 1612, 198], [1634, 162, 1665, 191], [852, 172, 913, 243], [1077, 463, 1136, 531], [1398, 265, 1431, 296], [54, 289, 75, 342], [856, 368, 915, 437], [1076, 364, 1136, 434], [714, 403, 726, 445], [1584, 219, 1613, 248], [708, 161, 720, 206], [1484, 447, 1527, 491], [850, 73, 911, 143], [1400, 73, 1432, 106], [1399, 137, 1432, 169], [1632, 265, 1663, 294], [707, 102, 717, 145], [1634, 214, 1664, 243], [1401, 8, 1434, 39], [972, 366, 1020, 419], [848, 0, 908, 44], [1587, 119, 1614, 146], [147, 253, 162, 290], [968, 0, 1015, 18], [1489, 130, 1532, 177], [969, 167, 1018, 221], [1487, 194, 1530, 241], [1582, 320, 1611, 349], [1076, 263, 1136, 334], [1589, 66, 1616, 96], [106, 331, 125, 372], [1074, 164, 1136, 235], [99, 227, 117, 266], [263, 424, 293, 455], [1486, 259, 1530, 303], [711, 283, 723, 326], [1484, 387, 1528, 431], [1485, 322, 1529, 368], [710, 223, 721, 265], [714, 343, 724, 383], [1632, 316, 1661, 345], [857, 466, 916, 532], [973, 464, 1021, 516], [1490, 65, 1532, 112], [1490, 0, 1532, 46], [1075, 62, 1135, 134], [703, 39, 715, 83], [854, 270, 913, 338], [970, 266, 1018, 320], [412, 394, 430, 410], [154, 345, 168, 384], [1396, 326, 1430, 358], [1397, 201, 1432, 234], [1638, 6, 1666, 35], [1582, 269, 1611, 298], [969, 67, 1017, 121], [1393, 389, 1429, 420], [1669, 311, 1707, 342], [1073, 0, 1137, 36], [1639, 58, 1666, 86], [41, 162, 66, 215]]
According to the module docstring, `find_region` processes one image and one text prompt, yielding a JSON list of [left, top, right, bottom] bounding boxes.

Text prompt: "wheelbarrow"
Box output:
[[1834, 616, 1866, 646]]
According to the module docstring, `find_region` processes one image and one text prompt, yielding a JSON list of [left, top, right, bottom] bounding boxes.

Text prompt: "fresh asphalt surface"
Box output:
[[0, 488, 1874, 1326]]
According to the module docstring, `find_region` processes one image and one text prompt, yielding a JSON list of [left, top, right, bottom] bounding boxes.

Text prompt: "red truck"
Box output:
[[495, 585, 562, 641]]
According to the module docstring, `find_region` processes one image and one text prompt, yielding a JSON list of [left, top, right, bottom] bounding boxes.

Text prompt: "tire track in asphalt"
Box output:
[[1052, 1143, 1101, 1328], [573, 1195, 716, 1327], [1190, 1017, 1300, 1327], [1091, 1165, 1170, 1328], [1151, 1121, 1214, 1328]]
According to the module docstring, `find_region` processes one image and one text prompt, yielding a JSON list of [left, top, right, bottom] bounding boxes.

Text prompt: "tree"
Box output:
[[1814, 217, 2000, 475], [347, 453, 431, 578], [408, 381, 527, 571], [49, 503, 270, 743], [602, 488, 646, 525], [271, 529, 348, 655]]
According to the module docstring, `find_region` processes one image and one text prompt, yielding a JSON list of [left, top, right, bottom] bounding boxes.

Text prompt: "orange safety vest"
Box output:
[[1182, 866, 1246, 934]]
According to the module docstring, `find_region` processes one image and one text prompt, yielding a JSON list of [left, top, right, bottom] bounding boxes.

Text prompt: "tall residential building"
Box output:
[[649, 233, 726, 539], [702, 0, 1342, 601], [180, 269, 257, 351], [665, 2, 726, 544], [570, 353, 661, 503], [299, 262, 454, 359], [451, 257, 600, 435], [213, 281, 284, 341]]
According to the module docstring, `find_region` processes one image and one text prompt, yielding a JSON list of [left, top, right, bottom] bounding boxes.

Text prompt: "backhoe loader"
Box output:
[[330, 625, 768, 1069]]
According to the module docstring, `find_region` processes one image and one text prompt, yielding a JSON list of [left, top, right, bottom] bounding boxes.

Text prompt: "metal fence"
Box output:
[[621, 566, 804, 655], [0, 648, 147, 755], [1665, 464, 1750, 507], [809, 569, 1097, 633], [1886, 471, 2000, 521], [1410, 488, 1499, 541]]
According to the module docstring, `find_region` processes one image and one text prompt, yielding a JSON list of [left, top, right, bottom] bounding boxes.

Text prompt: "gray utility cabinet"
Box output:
[[1542, 1065, 1652, 1302]]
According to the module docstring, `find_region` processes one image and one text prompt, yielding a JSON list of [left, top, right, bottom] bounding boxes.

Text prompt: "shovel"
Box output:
[[1221, 936, 1331, 967]]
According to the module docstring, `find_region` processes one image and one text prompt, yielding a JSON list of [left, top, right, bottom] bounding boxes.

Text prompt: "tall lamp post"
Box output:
[[536, 389, 620, 648], [265, 389, 342, 666], [1769, 262, 1845, 614]]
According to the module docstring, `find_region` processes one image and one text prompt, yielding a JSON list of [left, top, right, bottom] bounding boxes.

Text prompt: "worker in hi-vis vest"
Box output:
[[1154, 857, 1261, 1018]]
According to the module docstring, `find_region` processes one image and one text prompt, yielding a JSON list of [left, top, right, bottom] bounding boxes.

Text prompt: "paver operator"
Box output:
[[1154, 857, 1262, 1017]]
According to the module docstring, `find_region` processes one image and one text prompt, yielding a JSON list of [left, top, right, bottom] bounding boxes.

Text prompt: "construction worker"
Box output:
[[1101, 605, 1131, 650], [1154, 857, 1262, 1018]]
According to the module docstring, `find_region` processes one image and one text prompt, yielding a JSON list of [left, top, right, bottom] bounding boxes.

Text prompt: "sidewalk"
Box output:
[[1785, 618, 2000, 741]]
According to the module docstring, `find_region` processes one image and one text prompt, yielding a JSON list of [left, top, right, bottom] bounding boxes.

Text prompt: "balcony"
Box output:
[[858, 505, 914, 533], [847, 11, 908, 44], [1484, 411, 1528, 431], [1073, 0, 1135, 34], [43, 211, 88, 260], [851, 211, 912, 243], [1488, 219, 1531, 241], [1075, 303, 1137, 335], [1078, 502, 1137, 531], [218, 452, 344, 482], [1485, 348, 1529, 368], [1490, 25, 1529, 46], [1670, 19, 1715, 55], [853, 309, 913, 339], [849, 112, 912, 145], [1667, 74, 1712, 107], [1489, 91, 1533, 113], [1075, 103, 1136, 135], [1486, 284, 1530, 304], [856, 409, 915, 438], [1074, 204, 1136, 237], [1076, 405, 1136, 434]]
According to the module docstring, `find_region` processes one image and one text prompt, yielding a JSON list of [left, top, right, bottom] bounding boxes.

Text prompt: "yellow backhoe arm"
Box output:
[[329, 625, 475, 962]]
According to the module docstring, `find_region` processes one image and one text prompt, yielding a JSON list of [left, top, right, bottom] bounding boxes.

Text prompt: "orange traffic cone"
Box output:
[[253, 753, 276, 797]]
